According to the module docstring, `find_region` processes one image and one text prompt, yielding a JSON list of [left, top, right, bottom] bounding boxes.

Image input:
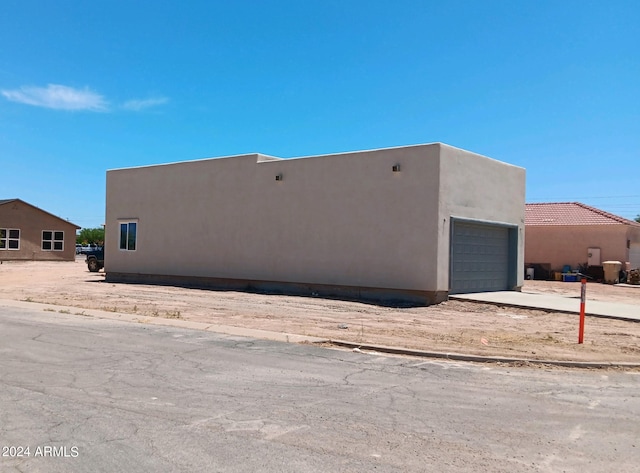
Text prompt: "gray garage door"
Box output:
[[450, 221, 511, 294]]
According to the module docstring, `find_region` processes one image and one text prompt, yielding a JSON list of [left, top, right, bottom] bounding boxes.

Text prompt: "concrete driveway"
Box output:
[[451, 290, 640, 321]]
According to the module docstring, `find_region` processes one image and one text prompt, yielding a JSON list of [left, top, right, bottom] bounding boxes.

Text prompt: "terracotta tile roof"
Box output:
[[525, 202, 640, 226]]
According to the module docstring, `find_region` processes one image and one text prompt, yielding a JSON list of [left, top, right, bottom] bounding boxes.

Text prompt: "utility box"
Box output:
[[602, 261, 622, 284]]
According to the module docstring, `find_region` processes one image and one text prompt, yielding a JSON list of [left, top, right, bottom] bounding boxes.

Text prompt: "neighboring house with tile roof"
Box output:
[[0, 199, 80, 262], [525, 202, 640, 273]]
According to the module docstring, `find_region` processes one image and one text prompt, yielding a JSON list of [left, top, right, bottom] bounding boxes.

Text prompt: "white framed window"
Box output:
[[119, 221, 137, 251], [42, 230, 64, 251], [0, 228, 21, 250]]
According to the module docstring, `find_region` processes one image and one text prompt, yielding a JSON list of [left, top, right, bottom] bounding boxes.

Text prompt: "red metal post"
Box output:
[[578, 278, 586, 344]]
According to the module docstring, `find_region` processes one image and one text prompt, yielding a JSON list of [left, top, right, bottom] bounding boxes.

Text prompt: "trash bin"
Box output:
[[526, 268, 535, 280], [602, 261, 622, 284]]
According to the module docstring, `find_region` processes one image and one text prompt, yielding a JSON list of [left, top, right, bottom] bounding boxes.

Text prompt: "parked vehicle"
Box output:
[[85, 247, 104, 272], [78, 244, 99, 255]]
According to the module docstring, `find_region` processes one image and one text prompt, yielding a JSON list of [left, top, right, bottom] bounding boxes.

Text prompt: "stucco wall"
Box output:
[[437, 145, 526, 290], [0, 200, 78, 261], [525, 225, 632, 271], [105, 143, 525, 299], [106, 145, 442, 292]]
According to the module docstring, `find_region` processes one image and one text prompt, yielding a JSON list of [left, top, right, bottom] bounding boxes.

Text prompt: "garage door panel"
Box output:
[[450, 221, 510, 294]]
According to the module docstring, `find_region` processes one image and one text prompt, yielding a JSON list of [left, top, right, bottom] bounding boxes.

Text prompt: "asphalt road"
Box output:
[[1, 306, 639, 473]]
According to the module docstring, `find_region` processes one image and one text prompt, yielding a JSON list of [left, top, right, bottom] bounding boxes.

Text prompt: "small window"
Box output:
[[1, 228, 20, 250], [119, 221, 137, 251], [54, 231, 64, 250], [42, 230, 64, 251]]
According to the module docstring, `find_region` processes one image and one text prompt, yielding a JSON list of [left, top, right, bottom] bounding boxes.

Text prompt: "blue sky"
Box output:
[[1, 0, 638, 228]]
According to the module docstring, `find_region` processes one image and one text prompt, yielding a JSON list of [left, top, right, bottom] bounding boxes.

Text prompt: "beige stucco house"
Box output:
[[0, 199, 80, 262], [525, 202, 640, 273], [105, 143, 526, 304]]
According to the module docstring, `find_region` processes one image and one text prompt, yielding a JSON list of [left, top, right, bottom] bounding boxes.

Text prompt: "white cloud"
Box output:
[[1, 84, 169, 113], [1, 84, 108, 111], [122, 96, 169, 111]]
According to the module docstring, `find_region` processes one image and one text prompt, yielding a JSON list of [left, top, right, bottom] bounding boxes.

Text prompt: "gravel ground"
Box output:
[[1, 258, 639, 364]]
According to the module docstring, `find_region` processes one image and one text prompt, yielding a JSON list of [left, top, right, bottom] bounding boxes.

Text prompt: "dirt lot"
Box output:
[[1, 258, 639, 364]]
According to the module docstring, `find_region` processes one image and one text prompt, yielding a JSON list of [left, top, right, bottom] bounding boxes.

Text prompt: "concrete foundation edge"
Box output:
[[105, 272, 448, 306]]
